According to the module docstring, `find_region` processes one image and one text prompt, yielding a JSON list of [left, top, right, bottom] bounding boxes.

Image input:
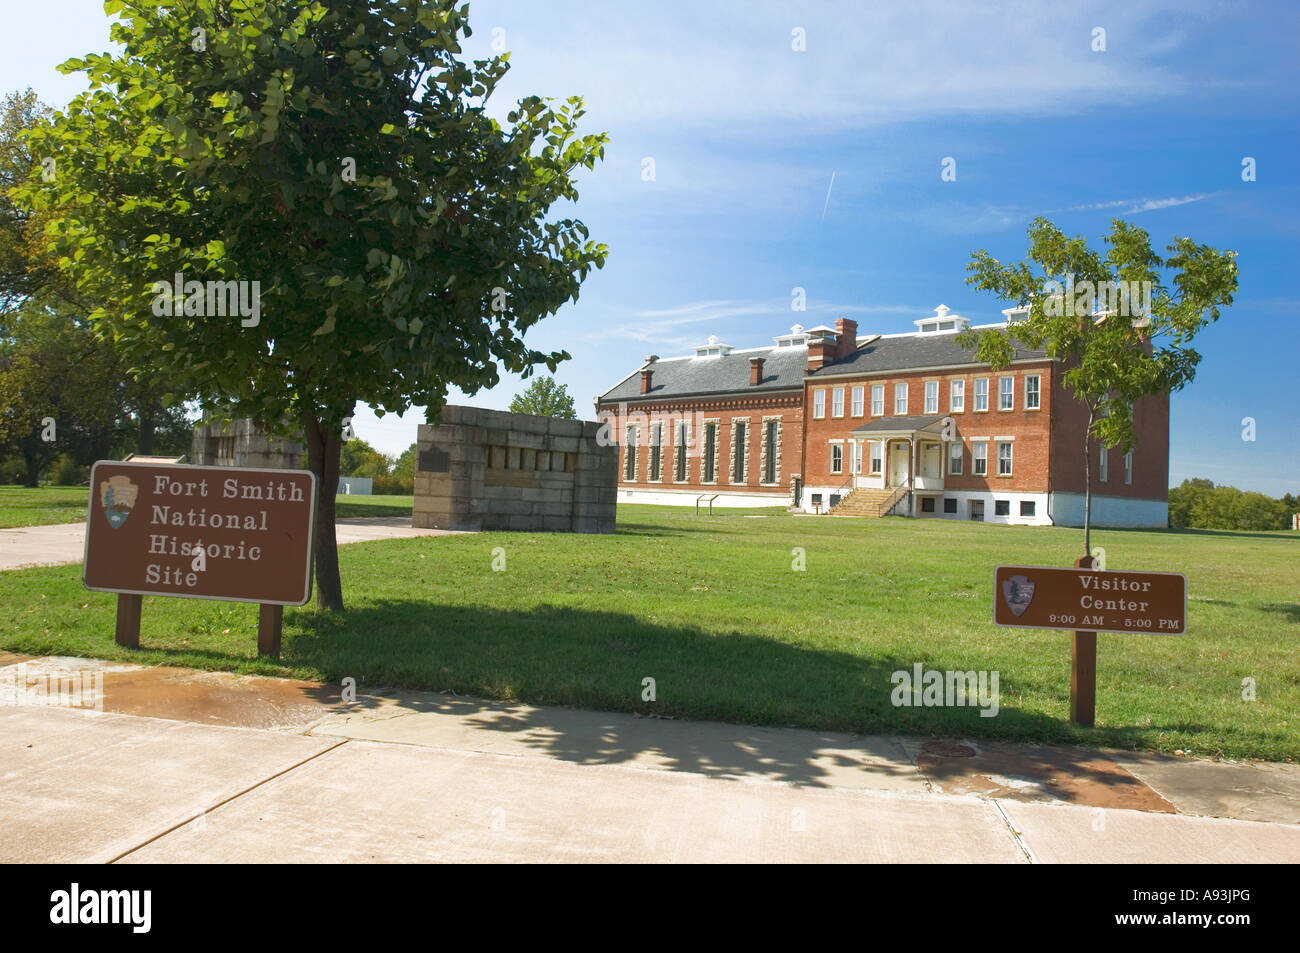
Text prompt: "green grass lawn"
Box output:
[[0, 486, 90, 527], [1, 503, 1296, 761], [0, 485, 411, 525]]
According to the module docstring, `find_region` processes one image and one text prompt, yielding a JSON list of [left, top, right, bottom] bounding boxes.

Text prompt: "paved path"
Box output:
[[2, 655, 1298, 863], [0, 516, 462, 571]]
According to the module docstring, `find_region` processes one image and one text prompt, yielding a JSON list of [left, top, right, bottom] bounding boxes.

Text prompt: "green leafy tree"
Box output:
[[20, 1, 608, 608], [0, 297, 119, 484], [508, 374, 577, 419], [958, 217, 1237, 555], [339, 437, 390, 479], [392, 442, 416, 483], [0, 88, 60, 314]]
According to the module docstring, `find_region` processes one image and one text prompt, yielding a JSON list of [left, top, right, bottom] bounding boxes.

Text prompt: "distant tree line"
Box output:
[[338, 438, 415, 495], [1168, 479, 1297, 531]]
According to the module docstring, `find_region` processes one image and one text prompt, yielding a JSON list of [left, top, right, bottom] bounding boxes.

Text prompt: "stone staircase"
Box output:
[[829, 486, 907, 518]]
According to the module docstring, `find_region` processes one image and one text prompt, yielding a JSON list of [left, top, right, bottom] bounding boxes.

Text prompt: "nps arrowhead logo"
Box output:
[[100, 475, 139, 529], [1001, 574, 1036, 617]]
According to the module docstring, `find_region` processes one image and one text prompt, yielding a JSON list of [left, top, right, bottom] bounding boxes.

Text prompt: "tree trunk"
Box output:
[[136, 400, 156, 456], [22, 450, 40, 488], [1083, 407, 1094, 558], [304, 410, 344, 611]]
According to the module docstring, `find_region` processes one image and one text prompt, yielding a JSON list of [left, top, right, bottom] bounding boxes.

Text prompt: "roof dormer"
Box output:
[[773, 324, 809, 348], [693, 334, 734, 357], [914, 304, 968, 334]]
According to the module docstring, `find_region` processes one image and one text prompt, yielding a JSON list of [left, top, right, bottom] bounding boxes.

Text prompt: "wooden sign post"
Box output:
[[83, 461, 317, 659], [993, 561, 1187, 727]]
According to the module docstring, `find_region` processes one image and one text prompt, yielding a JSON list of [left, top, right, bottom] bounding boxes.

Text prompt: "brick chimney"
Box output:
[[640, 355, 657, 394], [750, 356, 764, 385], [835, 318, 858, 359], [807, 338, 836, 371]]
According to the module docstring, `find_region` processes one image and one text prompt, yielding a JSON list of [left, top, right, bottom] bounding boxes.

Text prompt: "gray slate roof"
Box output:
[[598, 346, 807, 403], [851, 414, 945, 434], [811, 333, 1047, 377]]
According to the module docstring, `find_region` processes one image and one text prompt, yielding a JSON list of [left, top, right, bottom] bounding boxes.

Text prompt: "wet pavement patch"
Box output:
[[915, 739, 1177, 813]]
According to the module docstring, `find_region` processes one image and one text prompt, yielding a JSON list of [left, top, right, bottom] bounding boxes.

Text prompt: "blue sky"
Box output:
[[2, 1, 1296, 494]]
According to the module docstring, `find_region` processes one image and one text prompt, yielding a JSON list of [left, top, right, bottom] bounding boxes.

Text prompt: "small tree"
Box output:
[[957, 217, 1237, 556], [22, 1, 608, 609], [508, 375, 577, 419]]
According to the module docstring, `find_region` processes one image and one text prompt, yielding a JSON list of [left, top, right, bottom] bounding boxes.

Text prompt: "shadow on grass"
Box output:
[[243, 599, 1215, 786]]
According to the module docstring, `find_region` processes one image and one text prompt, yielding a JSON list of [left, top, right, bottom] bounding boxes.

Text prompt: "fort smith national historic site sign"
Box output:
[[83, 460, 317, 657]]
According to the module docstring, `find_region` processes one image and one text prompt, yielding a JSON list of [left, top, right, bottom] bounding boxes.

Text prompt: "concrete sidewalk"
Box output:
[[0, 516, 462, 571], [1, 654, 1298, 863]]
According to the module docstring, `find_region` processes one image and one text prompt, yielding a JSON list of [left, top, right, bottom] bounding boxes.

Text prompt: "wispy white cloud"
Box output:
[[1054, 193, 1222, 215]]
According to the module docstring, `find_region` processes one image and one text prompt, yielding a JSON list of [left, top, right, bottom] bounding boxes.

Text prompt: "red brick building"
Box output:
[[596, 306, 1169, 526]]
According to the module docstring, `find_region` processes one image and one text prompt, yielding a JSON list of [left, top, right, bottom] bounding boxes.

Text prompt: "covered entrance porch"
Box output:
[[842, 414, 947, 516]]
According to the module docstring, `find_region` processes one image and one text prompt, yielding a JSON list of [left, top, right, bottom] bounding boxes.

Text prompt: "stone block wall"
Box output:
[[413, 405, 618, 533], [191, 418, 304, 470]]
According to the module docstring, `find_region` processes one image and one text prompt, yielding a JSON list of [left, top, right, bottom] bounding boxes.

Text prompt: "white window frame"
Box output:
[[830, 441, 843, 475], [1098, 445, 1108, 483], [869, 440, 883, 475], [894, 382, 908, 415], [1025, 374, 1041, 410], [851, 385, 865, 417], [950, 379, 965, 413], [1124, 450, 1132, 485], [924, 380, 939, 414], [871, 384, 884, 416], [813, 389, 825, 419], [832, 387, 845, 418], [974, 378, 989, 412], [998, 376, 1014, 411], [948, 441, 963, 475], [997, 440, 1013, 476], [972, 440, 988, 476]]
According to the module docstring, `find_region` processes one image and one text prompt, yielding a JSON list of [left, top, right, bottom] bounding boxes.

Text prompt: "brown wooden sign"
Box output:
[[83, 460, 317, 607], [994, 565, 1187, 635]]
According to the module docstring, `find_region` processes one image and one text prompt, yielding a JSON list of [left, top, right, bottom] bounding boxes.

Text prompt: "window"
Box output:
[[1025, 375, 1040, 410], [703, 423, 717, 482], [675, 421, 688, 481], [624, 427, 637, 481], [732, 421, 746, 482], [950, 379, 965, 413], [943, 497, 958, 514], [997, 441, 1013, 476], [813, 389, 826, 419], [925, 381, 939, 414], [974, 378, 989, 412], [871, 385, 884, 416], [999, 376, 1014, 411], [969, 499, 984, 521], [973, 442, 988, 476], [949, 441, 963, 475], [832, 387, 845, 417], [894, 382, 908, 415], [831, 443, 843, 474], [1098, 446, 1108, 483], [763, 420, 778, 484], [994, 499, 1010, 517], [869, 441, 882, 474], [1124, 450, 1132, 485], [851, 385, 864, 417], [921, 497, 936, 513], [649, 424, 662, 481], [1020, 500, 1036, 517]]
